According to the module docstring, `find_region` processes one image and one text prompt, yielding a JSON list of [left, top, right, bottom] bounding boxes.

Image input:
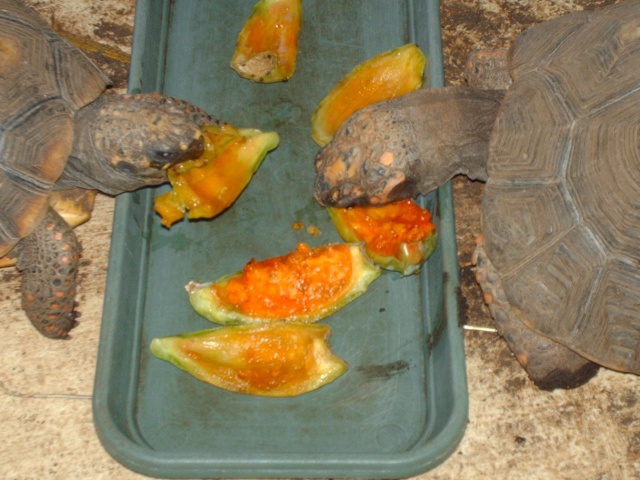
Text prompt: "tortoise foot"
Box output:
[[16, 208, 81, 339], [473, 242, 599, 390]]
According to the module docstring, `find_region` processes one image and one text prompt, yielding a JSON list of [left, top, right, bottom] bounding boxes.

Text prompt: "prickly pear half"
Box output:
[[187, 242, 380, 325], [150, 322, 347, 397], [328, 199, 437, 276], [311, 43, 425, 147], [231, 0, 303, 83], [154, 123, 279, 228]]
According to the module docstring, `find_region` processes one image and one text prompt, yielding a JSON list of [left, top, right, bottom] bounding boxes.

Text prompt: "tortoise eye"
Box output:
[[150, 149, 179, 164]]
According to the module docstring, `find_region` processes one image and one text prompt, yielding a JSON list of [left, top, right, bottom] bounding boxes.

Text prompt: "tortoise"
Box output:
[[0, 0, 218, 338], [314, 0, 640, 390]]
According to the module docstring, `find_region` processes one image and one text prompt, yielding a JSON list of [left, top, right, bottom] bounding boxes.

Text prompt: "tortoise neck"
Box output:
[[408, 87, 505, 192]]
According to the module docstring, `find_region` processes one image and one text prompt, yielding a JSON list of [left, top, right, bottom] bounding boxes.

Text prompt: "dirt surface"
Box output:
[[25, 0, 134, 89]]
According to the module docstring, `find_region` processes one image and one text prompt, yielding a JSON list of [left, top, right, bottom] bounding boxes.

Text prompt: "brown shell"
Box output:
[[0, 0, 108, 257], [482, 0, 640, 373]]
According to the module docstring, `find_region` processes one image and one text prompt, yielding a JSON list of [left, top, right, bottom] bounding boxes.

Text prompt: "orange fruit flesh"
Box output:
[[218, 243, 354, 318], [179, 326, 317, 392], [243, 1, 299, 69], [154, 123, 278, 227], [169, 135, 247, 216], [311, 43, 425, 146], [334, 199, 436, 257], [232, 0, 302, 82]]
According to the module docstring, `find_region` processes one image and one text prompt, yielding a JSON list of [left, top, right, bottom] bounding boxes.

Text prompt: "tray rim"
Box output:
[[93, 0, 468, 478]]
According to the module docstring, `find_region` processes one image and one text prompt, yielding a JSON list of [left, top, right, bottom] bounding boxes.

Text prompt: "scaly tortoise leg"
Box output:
[[473, 239, 600, 390], [16, 207, 81, 338]]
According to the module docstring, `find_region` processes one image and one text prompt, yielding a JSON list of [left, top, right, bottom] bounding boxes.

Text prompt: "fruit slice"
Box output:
[[328, 199, 437, 276], [187, 242, 380, 325], [154, 123, 279, 228], [311, 43, 426, 147], [231, 0, 303, 83], [150, 322, 348, 397]]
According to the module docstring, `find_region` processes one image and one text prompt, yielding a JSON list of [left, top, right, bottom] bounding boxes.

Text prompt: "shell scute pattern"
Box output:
[[0, 0, 216, 338], [0, 0, 107, 257], [487, 72, 574, 186], [483, 3, 640, 372], [0, 176, 48, 249]]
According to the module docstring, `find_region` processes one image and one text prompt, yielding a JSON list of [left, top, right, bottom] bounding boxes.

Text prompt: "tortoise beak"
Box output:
[[314, 178, 369, 207], [158, 136, 205, 170], [183, 136, 205, 160]]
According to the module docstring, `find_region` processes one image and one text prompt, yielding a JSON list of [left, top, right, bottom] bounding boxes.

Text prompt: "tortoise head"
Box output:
[[72, 93, 218, 195], [313, 103, 420, 207]]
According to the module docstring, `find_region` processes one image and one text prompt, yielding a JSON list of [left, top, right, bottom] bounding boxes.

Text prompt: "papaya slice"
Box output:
[[231, 0, 303, 83], [187, 242, 380, 325], [150, 322, 347, 397], [328, 199, 438, 276], [311, 43, 426, 147], [154, 123, 279, 228]]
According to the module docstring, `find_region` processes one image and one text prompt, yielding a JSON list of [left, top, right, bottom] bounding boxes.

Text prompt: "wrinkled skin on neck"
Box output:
[[56, 92, 221, 195], [314, 87, 504, 207]]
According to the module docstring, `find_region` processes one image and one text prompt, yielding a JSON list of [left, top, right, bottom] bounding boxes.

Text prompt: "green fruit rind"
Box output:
[[327, 208, 438, 276], [377, 233, 438, 276], [186, 243, 381, 325], [235, 129, 280, 172], [150, 323, 348, 397]]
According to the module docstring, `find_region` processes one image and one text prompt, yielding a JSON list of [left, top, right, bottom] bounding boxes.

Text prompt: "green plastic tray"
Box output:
[[93, 1, 467, 478]]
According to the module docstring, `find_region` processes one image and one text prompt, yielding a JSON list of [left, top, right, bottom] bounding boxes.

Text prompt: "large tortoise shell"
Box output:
[[482, 0, 640, 372], [0, 0, 108, 257]]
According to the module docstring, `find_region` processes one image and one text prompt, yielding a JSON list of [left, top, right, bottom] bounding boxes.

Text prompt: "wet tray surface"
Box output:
[[93, 1, 468, 478]]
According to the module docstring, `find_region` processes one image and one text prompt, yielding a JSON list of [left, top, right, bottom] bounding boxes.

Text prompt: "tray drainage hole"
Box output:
[[375, 423, 408, 450]]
